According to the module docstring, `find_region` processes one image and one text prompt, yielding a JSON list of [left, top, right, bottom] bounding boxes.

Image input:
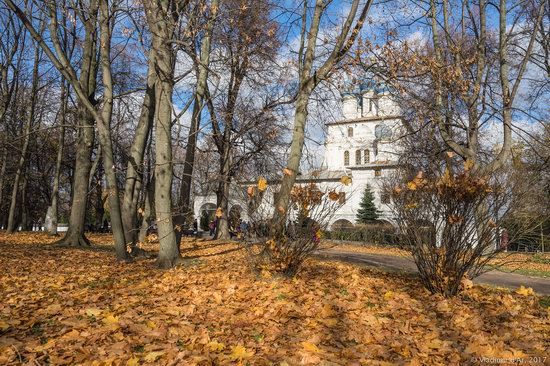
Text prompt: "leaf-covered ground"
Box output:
[[1, 232, 549, 365]]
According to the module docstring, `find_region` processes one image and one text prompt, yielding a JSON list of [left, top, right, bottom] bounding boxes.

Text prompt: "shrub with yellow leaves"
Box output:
[[241, 182, 346, 278], [387, 166, 520, 297]]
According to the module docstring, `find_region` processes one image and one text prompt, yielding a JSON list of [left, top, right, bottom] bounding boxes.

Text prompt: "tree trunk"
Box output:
[[154, 75, 179, 268], [0, 140, 7, 218], [55, 105, 95, 247], [96, 0, 129, 261], [144, 5, 180, 268], [47, 81, 68, 236], [215, 133, 233, 240], [20, 172, 29, 230], [121, 61, 155, 249], [138, 176, 154, 244], [55, 11, 98, 247], [271, 93, 310, 226]]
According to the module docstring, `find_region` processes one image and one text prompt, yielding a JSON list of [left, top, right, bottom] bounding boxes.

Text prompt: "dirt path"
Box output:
[[316, 250, 550, 295]]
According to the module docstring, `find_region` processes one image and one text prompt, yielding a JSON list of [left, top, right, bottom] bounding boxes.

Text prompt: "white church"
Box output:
[[193, 79, 403, 230]]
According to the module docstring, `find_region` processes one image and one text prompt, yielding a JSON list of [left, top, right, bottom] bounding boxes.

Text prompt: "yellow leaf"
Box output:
[[515, 285, 535, 296], [86, 308, 103, 317], [280, 362, 290, 366], [102, 314, 120, 326], [207, 340, 225, 352], [146, 321, 156, 329], [283, 168, 292, 176], [144, 351, 164, 362], [384, 291, 394, 300], [127, 357, 139, 366], [302, 341, 320, 353], [257, 177, 268, 192], [340, 175, 352, 186], [0, 320, 9, 331], [407, 181, 417, 190], [464, 159, 475, 171], [229, 345, 254, 361], [215, 208, 223, 218]]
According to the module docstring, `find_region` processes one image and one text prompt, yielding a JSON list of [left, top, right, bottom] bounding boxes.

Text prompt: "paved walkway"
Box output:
[[316, 250, 550, 295]]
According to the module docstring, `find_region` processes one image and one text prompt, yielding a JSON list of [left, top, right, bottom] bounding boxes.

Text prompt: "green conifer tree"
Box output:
[[356, 184, 380, 223]]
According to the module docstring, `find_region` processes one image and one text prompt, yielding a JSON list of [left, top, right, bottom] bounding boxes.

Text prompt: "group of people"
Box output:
[[207, 219, 250, 238]]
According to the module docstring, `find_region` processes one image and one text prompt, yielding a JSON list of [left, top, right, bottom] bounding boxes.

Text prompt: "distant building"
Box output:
[[193, 78, 403, 230]]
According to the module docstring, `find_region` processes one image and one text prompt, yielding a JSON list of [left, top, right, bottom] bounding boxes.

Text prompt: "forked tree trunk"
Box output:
[[54, 4, 99, 247], [271, 0, 370, 230], [56, 106, 95, 247], [121, 62, 155, 249], [144, 4, 180, 268]]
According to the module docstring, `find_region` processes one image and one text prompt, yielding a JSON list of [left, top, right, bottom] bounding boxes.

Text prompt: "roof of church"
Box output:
[[341, 77, 392, 97], [326, 115, 403, 126], [296, 169, 351, 182]]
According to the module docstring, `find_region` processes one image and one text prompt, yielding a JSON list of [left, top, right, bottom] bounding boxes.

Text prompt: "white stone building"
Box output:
[[193, 79, 403, 230]]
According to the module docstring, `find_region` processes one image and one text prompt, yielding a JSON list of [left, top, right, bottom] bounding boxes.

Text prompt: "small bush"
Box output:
[[389, 166, 517, 297], [241, 182, 345, 278]]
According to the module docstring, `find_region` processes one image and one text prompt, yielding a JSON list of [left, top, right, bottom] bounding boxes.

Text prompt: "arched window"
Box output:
[[344, 151, 350, 166], [347, 127, 353, 137], [364, 149, 370, 164], [355, 150, 361, 165]]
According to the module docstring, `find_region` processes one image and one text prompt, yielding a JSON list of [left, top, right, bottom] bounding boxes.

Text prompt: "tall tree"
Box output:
[[6, 16, 44, 233], [142, 0, 183, 268], [175, 0, 219, 246], [203, 0, 280, 240], [6, 0, 130, 261], [271, 0, 372, 230]]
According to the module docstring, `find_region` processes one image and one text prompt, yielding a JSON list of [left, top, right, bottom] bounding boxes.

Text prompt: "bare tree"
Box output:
[[174, 0, 219, 246], [203, 0, 281, 240], [5, 0, 130, 260], [271, 0, 373, 230]]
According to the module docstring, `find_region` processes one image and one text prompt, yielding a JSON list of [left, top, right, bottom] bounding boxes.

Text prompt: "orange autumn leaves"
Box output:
[[0, 233, 548, 365], [244, 174, 349, 215]]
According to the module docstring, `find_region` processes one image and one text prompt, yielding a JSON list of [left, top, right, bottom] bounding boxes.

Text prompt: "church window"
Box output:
[[355, 150, 361, 165], [344, 151, 350, 166], [364, 149, 370, 163], [375, 169, 382, 177], [348, 127, 353, 137]]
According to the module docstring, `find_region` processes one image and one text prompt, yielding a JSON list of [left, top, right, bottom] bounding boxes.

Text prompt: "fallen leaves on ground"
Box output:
[[0, 232, 548, 365]]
